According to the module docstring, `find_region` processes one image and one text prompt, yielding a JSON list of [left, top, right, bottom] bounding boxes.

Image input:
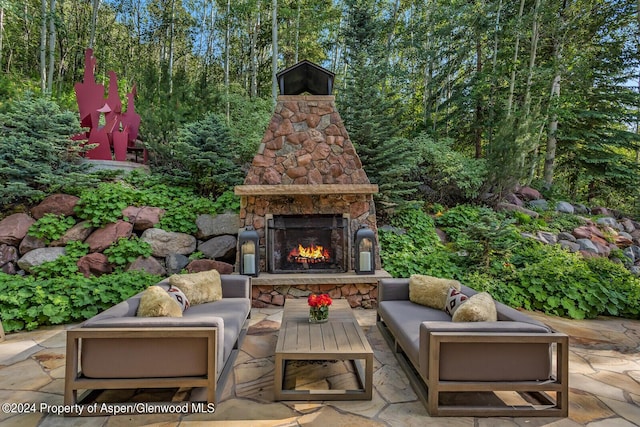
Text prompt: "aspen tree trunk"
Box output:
[[168, 0, 175, 95], [0, 7, 4, 71], [250, 3, 261, 98], [224, 0, 230, 123], [89, 0, 99, 49], [294, 1, 299, 64], [525, 0, 541, 184], [46, 0, 56, 94], [507, 0, 525, 117], [543, 0, 569, 190], [272, 0, 278, 103], [40, 0, 47, 93]]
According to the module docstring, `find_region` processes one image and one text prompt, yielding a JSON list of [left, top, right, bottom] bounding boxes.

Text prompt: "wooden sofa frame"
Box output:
[[377, 316, 569, 417], [64, 323, 245, 416]]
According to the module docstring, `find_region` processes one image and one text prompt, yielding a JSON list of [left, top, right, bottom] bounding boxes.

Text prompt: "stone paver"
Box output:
[[0, 308, 638, 426]]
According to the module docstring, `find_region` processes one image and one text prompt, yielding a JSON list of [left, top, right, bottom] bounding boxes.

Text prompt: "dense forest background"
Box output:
[[1, 0, 640, 212]]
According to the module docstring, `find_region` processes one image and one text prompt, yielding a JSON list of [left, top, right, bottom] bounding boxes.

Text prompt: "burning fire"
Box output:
[[288, 244, 330, 264]]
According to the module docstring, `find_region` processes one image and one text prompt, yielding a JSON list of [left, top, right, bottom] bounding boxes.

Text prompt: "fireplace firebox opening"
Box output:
[[267, 214, 350, 273]]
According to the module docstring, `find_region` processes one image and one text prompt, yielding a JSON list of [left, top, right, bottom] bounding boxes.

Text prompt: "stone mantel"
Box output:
[[251, 270, 391, 287], [235, 184, 378, 196]]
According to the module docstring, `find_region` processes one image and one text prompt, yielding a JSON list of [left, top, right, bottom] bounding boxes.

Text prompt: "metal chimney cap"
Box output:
[[276, 60, 335, 96]]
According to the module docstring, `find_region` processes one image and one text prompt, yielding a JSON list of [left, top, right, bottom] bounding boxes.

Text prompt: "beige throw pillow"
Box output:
[[168, 269, 222, 305], [409, 274, 462, 310], [451, 291, 497, 322], [137, 285, 183, 317]]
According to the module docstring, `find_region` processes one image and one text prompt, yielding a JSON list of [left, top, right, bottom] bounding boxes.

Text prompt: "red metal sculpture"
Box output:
[[73, 48, 145, 163]]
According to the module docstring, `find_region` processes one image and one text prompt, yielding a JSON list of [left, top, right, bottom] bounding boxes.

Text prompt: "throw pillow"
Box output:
[[451, 291, 497, 322], [137, 285, 183, 317], [168, 269, 222, 305], [167, 285, 190, 312], [409, 274, 462, 310], [444, 287, 468, 316]]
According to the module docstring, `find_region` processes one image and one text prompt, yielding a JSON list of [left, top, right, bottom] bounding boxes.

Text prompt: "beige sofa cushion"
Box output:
[[409, 274, 461, 310], [137, 286, 183, 317], [169, 269, 222, 305], [452, 291, 497, 322]]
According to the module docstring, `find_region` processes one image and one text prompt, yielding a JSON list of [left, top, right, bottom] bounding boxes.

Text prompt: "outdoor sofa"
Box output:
[[377, 277, 569, 417], [64, 273, 251, 415]]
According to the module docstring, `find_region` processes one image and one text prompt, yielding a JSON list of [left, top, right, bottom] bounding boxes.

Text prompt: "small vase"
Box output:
[[309, 306, 329, 323]]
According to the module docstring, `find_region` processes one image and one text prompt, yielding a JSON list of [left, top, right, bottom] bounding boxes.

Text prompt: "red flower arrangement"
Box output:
[[308, 293, 332, 323], [308, 293, 332, 308]]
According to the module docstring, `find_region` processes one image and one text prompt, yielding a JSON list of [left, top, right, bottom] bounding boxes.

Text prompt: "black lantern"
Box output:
[[354, 225, 376, 275], [239, 227, 260, 277]]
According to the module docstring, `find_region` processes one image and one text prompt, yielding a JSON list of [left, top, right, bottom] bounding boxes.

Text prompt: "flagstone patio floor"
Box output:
[[0, 307, 638, 426]]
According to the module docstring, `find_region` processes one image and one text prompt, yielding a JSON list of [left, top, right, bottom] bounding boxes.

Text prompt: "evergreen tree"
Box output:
[[168, 113, 244, 196], [338, 0, 419, 203], [0, 96, 91, 207]]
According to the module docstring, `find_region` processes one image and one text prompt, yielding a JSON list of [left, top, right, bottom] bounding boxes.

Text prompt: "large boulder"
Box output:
[[17, 247, 66, 273], [165, 253, 190, 274], [576, 238, 598, 253], [0, 244, 18, 267], [30, 194, 80, 219], [127, 256, 166, 276], [515, 186, 542, 201], [18, 234, 46, 255], [140, 228, 197, 257], [198, 235, 237, 260], [51, 220, 94, 247], [122, 206, 165, 231], [195, 213, 241, 240], [558, 240, 580, 253], [186, 259, 234, 274], [77, 253, 112, 277], [527, 199, 548, 211], [85, 221, 134, 253], [0, 213, 35, 245], [555, 201, 575, 214], [596, 217, 619, 229]]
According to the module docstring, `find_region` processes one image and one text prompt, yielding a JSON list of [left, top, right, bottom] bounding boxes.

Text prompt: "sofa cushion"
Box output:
[[409, 274, 461, 310], [169, 269, 222, 305], [452, 291, 497, 322], [137, 285, 182, 317], [379, 300, 451, 368], [443, 287, 468, 316], [167, 285, 190, 312]]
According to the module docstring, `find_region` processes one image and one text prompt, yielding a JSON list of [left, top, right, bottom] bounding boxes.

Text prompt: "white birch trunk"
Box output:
[[47, 0, 56, 94], [272, 0, 278, 103], [507, 0, 525, 117], [40, 0, 47, 93]]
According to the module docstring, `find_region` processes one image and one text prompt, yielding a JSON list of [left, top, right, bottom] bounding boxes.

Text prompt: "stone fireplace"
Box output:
[[234, 61, 389, 307]]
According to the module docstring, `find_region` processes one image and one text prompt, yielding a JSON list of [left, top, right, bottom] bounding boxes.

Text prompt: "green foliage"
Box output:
[[28, 214, 76, 243], [0, 271, 157, 332], [414, 135, 488, 204], [379, 204, 460, 278], [167, 113, 244, 196], [30, 241, 89, 279], [0, 96, 98, 207], [103, 237, 153, 269], [380, 204, 640, 320], [75, 182, 137, 227]]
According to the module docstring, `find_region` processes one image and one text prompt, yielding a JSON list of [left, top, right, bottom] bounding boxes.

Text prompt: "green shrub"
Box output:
[[103, 237, 153, 269], [75, 182, 137, 227], [28, 214, 76, 243], [30, 241, 89, 279], [0, 271, 157, 332], [379, 204, 461, 278], [0, 96, 97, 207]]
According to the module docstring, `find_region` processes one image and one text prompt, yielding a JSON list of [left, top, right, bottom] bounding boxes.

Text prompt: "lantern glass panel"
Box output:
[[242, 241, 256, 275]]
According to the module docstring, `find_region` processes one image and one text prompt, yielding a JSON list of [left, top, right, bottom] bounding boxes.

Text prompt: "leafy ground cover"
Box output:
[[379, 203, 640, 320]]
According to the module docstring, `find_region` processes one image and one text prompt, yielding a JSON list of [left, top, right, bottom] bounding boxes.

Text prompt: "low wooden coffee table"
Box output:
[[274, 299, 373, 401]]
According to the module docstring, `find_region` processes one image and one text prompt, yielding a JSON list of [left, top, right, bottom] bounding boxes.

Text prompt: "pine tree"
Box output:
[[338, 0, 419, 203], [0, 96, 89, 207]]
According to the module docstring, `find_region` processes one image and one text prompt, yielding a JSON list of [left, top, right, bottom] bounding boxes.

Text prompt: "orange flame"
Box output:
[[288, 244, 330, 263]]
